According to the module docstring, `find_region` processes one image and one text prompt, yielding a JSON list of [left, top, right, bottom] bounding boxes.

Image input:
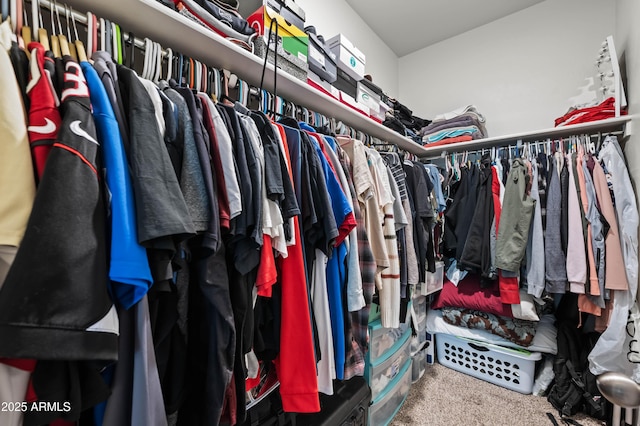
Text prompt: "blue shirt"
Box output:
[[82, 62, 152, 310], [307, 132, 353, 380]]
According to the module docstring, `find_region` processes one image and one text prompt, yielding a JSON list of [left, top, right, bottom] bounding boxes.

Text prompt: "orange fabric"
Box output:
[[592, 161, 628, 291], [576, 151, 599, 297], [422, 135, 473, 148], [578, 294, 601, 317]]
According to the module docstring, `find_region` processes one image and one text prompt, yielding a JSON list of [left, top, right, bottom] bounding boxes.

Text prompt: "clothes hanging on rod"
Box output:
[[0, 3, 442, 425], [430, 130, 638, 381]]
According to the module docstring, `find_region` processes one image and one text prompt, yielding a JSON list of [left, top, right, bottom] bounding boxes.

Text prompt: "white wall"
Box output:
[[398, 0, 616, 137], [615, 0, 640, 298], [295, 0, 399, 97]]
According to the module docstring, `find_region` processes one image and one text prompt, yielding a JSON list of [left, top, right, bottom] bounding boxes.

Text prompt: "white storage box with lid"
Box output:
[[368, 359, 412, 426], [436, 333, 542, 394], [369, 318, 409, 364], [356, 80, 381, 113], [327, 33, 366, 81], [366, 327, 411, 401]]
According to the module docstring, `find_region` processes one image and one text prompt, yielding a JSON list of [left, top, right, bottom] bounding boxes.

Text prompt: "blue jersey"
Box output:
[[82, 62, 152, 309]]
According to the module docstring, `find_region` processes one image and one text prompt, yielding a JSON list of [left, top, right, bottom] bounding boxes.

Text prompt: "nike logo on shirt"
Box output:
[[70, 120, 99, 146], [28, 118, 57, 135]]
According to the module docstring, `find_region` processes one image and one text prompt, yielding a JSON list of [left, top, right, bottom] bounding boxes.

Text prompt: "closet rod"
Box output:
[[35, 0, 165, 56], [421, 115, 634, 159]]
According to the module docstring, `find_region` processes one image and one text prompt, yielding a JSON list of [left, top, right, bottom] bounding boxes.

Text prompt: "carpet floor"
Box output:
[[392, 363, 605, 426]]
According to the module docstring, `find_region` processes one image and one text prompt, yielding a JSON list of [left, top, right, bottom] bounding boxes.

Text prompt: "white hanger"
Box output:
[[111, 21, 117, 62], [99, 17, 105, 51], [141, 37, 152, 79], [9, 0, 16, 33], [165, 47, 173, 81], [31, 0, 38, 41], [155, 42, 163, 83]]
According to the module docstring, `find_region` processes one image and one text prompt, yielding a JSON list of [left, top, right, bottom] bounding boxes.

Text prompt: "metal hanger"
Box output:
[[70, 9, 86, 63], [64, 5, 77, 60], [49, 1, 61, 57], [21, 6, 31, 54]]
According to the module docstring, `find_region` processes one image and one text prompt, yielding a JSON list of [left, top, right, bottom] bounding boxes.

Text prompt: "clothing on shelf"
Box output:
[[420, 105, 488, 146]]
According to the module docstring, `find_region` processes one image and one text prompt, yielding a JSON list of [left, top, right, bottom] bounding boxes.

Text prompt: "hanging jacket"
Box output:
[[545, 156, 568, 293], [496, 158, 535, 274], [0, 58, 118, 425], [460, 154, 495, 281]]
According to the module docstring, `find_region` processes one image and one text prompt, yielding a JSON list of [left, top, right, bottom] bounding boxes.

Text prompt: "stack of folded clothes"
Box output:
[[554, 96, 625, 127], [420, 105, 488, 147], [169, 0, 257, 50], [383, 99, 431, 144]]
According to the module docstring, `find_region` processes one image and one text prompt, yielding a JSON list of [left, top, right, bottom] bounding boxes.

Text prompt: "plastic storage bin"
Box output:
[[412, 295, 427, 329], [368, 360, 412, 426], [411, 348, 427, 383], [436, 333, 542, 394], [369, 319, 409, 364], [366, 329, 411, 401], [424, 261, 444, 295]]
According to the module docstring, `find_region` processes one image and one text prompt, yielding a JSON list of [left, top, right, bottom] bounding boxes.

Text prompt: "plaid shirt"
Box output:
[[337, 146, 375, 379]]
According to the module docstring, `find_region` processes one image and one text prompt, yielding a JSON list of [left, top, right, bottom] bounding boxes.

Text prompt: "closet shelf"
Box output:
[[63, 0, 430, 156], [421, 115, 635, 158]]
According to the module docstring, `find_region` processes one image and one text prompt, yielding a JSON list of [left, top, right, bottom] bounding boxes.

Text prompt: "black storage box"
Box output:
[[333, 68, 358, 99], [305, 28, 337, 84], [297, 377, 371, 426]]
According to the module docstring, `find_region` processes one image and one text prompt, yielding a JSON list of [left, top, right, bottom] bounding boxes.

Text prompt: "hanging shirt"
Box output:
[[0, 20, 36, 426], [589, 136, 640, 380], [0, 57, 118, 359], [337, 147, 376, 354], [525, 161, 546, 298], [566, 153, 588, 294], [592, 160, 628, 291], [117, 66, 195, 246], [545, 157, 568, 294], [274, 128, 320, 413], [82, 61, 153, 309], [26, 42, 61, 181], [368, 148, 401, 328], [161, 86, 211, 233]]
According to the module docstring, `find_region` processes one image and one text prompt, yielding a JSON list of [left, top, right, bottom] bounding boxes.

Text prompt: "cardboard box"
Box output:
[[326, 33, 366, 81], [254, 36, 308, 82], [357, 80, 382, 112], [333, 68, 357, 99], [340, 91, 370, 116], [306, 31, 337, 83], [248, 5, 308, 64], [307, 70, 339, 98], [239, 0, 305, 30]]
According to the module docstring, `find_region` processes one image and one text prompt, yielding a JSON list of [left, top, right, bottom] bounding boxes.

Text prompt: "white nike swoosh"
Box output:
[[28, 118, 57, 135], [69, 120, 99, 146]]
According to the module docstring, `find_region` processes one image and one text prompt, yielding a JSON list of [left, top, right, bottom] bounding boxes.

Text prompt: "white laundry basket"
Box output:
[[436, 333, 542, 394]]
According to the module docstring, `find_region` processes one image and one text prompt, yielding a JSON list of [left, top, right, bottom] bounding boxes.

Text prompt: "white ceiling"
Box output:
[[345, 0, 545, 57]]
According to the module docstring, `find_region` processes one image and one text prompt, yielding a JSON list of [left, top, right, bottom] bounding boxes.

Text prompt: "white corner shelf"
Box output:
[[421, 115, 634, 158], [63, 0, 429, 156]]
